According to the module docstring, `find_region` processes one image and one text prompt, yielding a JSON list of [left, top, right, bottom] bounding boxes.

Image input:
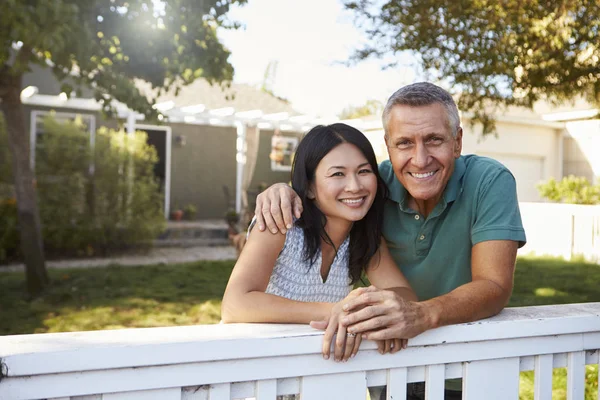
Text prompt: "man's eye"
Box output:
[[397, 141, 411, 147], [428, 137, 444, 144]]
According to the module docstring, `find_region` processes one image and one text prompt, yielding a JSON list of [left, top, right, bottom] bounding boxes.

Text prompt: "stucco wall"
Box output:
[[564, 120, 600, 184], [168, 123, 237, 219]]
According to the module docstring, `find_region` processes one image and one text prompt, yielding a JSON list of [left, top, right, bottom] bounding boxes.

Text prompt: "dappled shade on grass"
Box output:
[[510, 256, 600, 307], [0, 261, 234, 335]]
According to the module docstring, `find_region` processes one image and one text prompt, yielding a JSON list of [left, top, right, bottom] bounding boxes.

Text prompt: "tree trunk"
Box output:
[[0, 73, 48, 296]]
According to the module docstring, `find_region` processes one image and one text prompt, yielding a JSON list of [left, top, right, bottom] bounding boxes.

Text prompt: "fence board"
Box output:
[[463, 358, 519, 400], [301, 372, 366, 400], [103, 388, 180, 400], [386, 367, 407, 400], [534, 354, 553, 400], [425, 364, 445, 400], [567, 351, 585, 400]]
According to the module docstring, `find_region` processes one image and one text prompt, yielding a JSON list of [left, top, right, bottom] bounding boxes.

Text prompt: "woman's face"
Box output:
[[309, 142, 378, 225]]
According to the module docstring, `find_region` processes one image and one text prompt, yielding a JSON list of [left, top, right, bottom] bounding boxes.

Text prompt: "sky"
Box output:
[[217, 0, 419, 117]]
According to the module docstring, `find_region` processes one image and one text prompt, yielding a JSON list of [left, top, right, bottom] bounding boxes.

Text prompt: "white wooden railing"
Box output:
[[1, 303, 600, 400]]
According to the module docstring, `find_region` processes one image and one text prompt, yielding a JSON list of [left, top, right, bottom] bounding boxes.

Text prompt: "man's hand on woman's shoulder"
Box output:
[[254, 183, 303, 234]]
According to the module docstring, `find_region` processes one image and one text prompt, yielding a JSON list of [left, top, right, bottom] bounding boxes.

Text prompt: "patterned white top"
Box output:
[[264, 223, 353, 303]]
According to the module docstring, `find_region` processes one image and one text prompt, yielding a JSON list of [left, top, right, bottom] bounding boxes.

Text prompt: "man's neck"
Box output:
[[408, 194, 443, 218]]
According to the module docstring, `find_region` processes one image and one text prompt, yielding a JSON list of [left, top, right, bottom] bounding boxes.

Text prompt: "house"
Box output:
[[18, 64, 324, 220]]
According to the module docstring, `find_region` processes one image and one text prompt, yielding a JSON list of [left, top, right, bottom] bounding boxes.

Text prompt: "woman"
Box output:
[[221, 123, 417, 362]]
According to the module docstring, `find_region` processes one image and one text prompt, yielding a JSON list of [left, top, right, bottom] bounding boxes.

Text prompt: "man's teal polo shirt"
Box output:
[[379, 154, 527, 301]]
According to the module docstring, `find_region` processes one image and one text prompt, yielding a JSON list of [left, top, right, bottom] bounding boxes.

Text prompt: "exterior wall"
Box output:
[[249, 129, 303, 190], [564, 120, 600, 184], [169, 123, 237, 219], [460, 120, 563, 202]]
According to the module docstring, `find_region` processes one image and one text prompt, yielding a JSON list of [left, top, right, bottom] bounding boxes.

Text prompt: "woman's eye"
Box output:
[[331, 172, 344, 177], [359, 168, 373, 174]]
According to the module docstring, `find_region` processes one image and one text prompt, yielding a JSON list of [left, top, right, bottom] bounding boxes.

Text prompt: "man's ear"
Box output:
[[454, 127, 463, 158]]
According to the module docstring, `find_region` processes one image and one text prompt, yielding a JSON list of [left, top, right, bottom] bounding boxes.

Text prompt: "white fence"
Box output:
[[1, 303, 600, 400], [519, 202, 600, 262]]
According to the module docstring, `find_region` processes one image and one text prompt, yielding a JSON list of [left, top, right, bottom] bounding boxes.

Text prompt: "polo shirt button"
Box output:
[[419, 234, 425, 240], [414, 215, 420, 220]]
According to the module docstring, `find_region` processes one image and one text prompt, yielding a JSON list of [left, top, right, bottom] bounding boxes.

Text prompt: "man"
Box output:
[[254, 82, 526, 399]]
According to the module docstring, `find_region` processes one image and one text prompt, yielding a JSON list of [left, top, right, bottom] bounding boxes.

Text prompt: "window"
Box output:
[[270, 135, 298, 171], [30, 110, 96, 172]]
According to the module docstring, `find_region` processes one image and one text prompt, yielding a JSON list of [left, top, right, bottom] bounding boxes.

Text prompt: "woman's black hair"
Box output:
[[291, 123, 388, 284]]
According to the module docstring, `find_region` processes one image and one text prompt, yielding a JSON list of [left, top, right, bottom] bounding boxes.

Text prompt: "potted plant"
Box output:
[[183, 203, 197, 220], [171, 205, 184, 221], [224, 209, 239, 228]]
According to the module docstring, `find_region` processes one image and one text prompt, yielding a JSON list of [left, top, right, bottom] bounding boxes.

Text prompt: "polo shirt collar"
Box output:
[[387, 156, 466, 211]]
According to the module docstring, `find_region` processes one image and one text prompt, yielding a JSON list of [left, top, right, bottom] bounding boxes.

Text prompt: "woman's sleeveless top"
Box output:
[[265, 223, 353, 303]]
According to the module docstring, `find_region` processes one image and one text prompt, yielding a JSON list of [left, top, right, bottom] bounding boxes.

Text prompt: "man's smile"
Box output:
[[408, 170, 439, 180]]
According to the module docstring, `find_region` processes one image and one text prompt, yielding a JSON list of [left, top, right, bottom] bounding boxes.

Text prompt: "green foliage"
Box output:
[[0, 0, 246, 119], [345, 1, 600, 134], [338, 99, 383, 120], [0, 115, 165, 258], [537, 176, 600, 205], [183, 203, 197, 220]]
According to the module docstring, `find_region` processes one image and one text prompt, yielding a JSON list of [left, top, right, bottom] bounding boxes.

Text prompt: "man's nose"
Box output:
[[411, 143, 429, 168]]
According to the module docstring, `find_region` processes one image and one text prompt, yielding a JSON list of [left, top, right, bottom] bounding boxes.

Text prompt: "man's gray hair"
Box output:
[[382, 82, 460, 137]]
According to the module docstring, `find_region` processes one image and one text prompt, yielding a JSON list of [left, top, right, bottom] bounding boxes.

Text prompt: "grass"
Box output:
[[1, 256, 599, 399], [0, 260, 235, 335]]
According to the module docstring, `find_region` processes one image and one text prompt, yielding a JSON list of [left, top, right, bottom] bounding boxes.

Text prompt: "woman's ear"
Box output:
[[307, 185, 315, 200]]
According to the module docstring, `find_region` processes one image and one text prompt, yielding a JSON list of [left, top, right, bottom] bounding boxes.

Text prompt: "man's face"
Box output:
[[385, 103, 462, 207]]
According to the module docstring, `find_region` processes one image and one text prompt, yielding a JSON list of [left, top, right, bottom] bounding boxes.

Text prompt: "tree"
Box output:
[[345, 0, 600, 133], [537, 176, 600, 205], [0, 0, 245, 296], [338, 99, 383, 120]]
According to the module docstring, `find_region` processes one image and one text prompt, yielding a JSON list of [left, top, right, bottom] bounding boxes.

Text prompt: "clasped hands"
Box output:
[[311, 286, 425, 362]]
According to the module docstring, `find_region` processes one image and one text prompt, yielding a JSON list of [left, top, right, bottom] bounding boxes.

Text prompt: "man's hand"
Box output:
[[254, 183, 302, 234], [340, 287, 432, 341]]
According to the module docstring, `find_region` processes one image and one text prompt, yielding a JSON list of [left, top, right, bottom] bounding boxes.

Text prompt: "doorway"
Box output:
[[135, 124, 172, 218]]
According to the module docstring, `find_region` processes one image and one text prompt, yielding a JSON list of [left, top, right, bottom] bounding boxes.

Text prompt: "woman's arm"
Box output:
[[365, 238, 418, 302], [221, 227, 333, 324]]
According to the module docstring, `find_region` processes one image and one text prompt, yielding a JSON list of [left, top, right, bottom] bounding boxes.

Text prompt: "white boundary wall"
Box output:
[[1, 303, 600, 400], [519, 202, 600, 262]]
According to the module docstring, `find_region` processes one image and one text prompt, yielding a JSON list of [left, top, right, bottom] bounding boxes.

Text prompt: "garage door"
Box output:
[[477, 153, 544, 202]]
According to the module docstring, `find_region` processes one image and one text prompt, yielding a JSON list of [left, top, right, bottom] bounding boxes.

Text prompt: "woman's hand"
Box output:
[[316, 288, 367, 362], [375, 338, 408, 354]]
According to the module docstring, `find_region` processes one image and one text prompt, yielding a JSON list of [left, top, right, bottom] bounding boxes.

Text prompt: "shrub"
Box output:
[[0, 114, 165, 260], [537, 176, 600, 205]]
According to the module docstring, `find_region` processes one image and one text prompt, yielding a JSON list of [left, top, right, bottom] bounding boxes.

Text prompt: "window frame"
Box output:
[[270, 134, 298, 172]]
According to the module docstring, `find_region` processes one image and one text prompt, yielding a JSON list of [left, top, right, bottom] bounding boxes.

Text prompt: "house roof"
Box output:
[[134, 79, 299, 115]]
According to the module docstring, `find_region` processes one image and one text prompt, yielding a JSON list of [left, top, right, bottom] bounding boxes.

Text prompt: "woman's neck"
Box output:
[[322, 217, 352, 249]]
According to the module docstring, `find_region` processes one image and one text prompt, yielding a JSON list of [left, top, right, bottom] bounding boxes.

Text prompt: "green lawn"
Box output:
[[1, 256, 599, 399]]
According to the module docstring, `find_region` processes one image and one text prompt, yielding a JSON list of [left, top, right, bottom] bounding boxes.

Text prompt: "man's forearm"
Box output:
[[419, 279, 512, 330], [388, 286, 419, 302]]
